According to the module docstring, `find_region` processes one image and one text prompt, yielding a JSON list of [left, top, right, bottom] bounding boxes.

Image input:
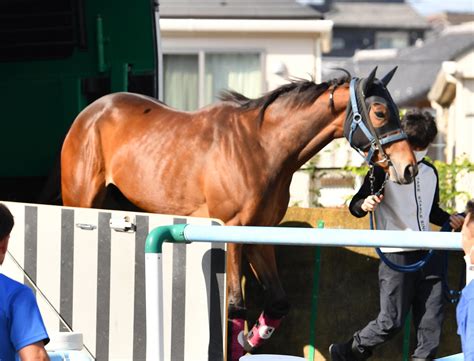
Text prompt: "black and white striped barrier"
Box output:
[[2, 201, 225, 361]]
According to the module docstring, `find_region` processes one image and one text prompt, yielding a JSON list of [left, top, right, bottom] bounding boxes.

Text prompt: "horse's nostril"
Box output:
[[404, 164, 418, 182]]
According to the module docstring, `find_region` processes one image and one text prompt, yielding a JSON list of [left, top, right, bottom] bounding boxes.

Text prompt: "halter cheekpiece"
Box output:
[[345, 73, 407, 166]]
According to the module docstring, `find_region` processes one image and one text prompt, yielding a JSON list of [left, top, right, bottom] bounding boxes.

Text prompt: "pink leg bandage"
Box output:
[[229, 318, 245, 361], [244, 312, 282, 351]]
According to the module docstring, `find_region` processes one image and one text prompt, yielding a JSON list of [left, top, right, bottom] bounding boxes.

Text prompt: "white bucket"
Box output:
[[240, 355, 306, 361], [46, 332, 94, 361], [46, 332, 84, 351]]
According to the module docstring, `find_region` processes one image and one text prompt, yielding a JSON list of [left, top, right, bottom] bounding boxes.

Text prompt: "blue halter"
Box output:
[[347, 77, 407, 166]]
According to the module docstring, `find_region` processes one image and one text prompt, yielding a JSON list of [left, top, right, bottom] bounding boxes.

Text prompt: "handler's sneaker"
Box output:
[[330, 341, 370, 361], [329, 343, 352, 361]]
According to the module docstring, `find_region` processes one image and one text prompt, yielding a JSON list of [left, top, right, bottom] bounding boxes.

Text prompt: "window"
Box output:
[[332, 37, 345, 50], [375, 31, 409, 49], [163, 54, 199, 111], [164, 52, 262, 111]]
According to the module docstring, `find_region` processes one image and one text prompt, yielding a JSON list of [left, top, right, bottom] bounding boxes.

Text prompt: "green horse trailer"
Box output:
[[0, 0, 159, 202]]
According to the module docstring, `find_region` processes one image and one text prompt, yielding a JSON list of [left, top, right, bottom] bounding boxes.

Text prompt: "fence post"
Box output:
[[144, 224, 187, 361], [308, 220, 324, 360], [402, 309, 412, 361]]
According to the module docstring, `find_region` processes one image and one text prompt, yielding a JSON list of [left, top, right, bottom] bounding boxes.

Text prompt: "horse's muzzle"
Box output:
[[390, 163, 418, 184]]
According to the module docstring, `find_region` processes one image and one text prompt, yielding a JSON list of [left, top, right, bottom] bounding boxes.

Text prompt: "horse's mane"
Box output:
[[219, 70, 351, 122]]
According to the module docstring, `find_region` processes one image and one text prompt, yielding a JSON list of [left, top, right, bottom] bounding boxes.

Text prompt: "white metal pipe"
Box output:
[[145, 253, 164, 361], [183, 225, 462, 251]]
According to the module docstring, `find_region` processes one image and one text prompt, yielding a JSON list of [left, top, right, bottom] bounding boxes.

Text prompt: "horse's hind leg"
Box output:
[[61, 137, 107, 208], [226, 243, 247, 361], [61, 168, 107, 208], [243, 244, 290, 352]]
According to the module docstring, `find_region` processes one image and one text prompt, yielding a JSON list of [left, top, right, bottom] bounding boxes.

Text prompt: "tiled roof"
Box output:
[[323, 23, 474, 106], [325, 2, 429, 29], [158, 0, 323, 19]]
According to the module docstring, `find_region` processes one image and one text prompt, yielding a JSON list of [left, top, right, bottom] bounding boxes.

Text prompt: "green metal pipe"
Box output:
[[96, 15, 107, 73], [145, 224, 187, 254], [308, 220, 324, 361], [402, 310, 412, 361]]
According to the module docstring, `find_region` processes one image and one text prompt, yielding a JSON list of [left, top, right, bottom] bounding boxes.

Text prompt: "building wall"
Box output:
[[328, 27, 425, 57], [161, 34, 322, 92], [452, 52, 474, 205], [431, 51, 474, 209], [451, 51, 474, 162]]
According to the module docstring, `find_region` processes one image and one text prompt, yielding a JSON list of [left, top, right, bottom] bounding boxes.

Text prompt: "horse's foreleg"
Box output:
[[243, 244, 290, 352], [226, 243, 246, 361]]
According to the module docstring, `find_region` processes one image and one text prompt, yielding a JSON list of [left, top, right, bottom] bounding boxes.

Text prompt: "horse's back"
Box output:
[[61, 92, 215, 212], [74, 92, 175, 126]]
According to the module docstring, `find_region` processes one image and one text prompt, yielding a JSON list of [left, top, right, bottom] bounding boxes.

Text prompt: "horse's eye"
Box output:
[[374, 111, 385, 119]]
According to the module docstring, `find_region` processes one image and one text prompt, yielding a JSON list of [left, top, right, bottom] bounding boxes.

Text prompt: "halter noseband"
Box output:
[[346, 77, 407, 166]]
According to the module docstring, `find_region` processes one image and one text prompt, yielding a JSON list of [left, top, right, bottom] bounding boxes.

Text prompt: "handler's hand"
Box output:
[[361, 195, 383, 212], [449, 214, 465, 231]]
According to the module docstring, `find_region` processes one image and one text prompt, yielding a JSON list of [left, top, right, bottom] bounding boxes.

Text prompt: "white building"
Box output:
[[428, 23, 474, 208]]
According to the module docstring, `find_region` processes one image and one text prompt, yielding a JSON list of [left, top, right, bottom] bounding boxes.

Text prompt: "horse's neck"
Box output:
[[260, 100, 345, 172]]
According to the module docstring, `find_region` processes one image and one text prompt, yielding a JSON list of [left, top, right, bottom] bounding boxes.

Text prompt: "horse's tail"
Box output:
[[37, 151, 62, 205]]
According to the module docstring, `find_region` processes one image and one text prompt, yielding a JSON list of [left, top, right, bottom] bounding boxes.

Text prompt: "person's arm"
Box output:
[[17, 341, 50, 361], [10, 288, 50, 360], [349, 166, 385, 218]]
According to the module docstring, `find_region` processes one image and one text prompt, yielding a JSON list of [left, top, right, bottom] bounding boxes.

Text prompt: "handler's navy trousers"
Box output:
[[353, 251, 445, 359]]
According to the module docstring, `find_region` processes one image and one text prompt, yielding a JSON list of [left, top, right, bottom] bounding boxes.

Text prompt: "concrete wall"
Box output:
[[244, 207, 464, 360]]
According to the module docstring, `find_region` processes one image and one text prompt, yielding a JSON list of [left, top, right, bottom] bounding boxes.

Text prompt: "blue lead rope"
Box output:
[[370, 212, 435, 273], [372, 212, 464, 303]]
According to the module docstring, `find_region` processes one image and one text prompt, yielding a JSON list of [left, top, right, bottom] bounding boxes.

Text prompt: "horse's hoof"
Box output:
[[229, 318, 245, 361], [242, 333, 254, 352], [230, 331, 245, 361]]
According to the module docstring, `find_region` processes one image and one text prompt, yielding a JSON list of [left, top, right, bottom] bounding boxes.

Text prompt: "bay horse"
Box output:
[[60, 66, 417, 360]]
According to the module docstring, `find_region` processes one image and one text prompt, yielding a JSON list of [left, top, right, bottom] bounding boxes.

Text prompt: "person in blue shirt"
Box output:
[[0, 202, 50, 361], [457, 199, 474, 360]]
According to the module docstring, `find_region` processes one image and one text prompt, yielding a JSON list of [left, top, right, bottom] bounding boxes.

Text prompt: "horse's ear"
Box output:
[[380, 66, 398, 86], [364, 66, 378, 93]]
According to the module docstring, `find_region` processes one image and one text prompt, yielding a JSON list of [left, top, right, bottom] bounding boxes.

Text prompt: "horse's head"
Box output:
[[344, 66, 417, 184]]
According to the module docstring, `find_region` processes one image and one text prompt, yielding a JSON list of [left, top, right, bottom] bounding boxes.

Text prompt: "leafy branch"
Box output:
[[429, 155, 474, 213]]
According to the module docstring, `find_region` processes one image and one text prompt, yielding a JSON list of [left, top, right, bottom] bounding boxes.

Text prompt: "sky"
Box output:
[[407, 0, 474, 15]]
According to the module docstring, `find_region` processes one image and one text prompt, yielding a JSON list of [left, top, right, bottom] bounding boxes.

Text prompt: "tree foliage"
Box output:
[[429, 155, 474, 213]]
